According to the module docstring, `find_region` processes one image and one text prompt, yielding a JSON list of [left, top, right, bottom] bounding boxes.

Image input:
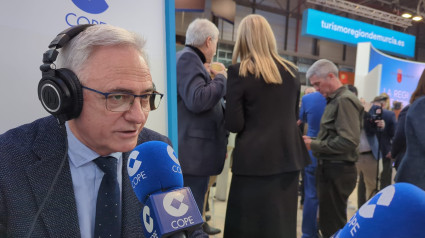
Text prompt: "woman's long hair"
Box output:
[[410, 69, 425, 104], [232, 14, 297, 84]]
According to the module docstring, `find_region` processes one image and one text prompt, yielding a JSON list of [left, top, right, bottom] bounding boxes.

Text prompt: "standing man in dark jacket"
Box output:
[[371, 96, 397, 189], [303, 59, 363, 238], [176, 18, 228, 234]]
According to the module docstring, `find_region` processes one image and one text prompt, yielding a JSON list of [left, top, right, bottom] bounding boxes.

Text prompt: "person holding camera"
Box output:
[[356, 98, 386, 206], [371, 96, 397, 190]]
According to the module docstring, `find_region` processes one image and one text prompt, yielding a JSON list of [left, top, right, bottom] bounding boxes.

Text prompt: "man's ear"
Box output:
[[205, 36, 212, 48], [327, 72, 338, 81]]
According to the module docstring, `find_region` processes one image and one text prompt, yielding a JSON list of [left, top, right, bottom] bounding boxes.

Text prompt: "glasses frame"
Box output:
[[81, 85, 164, 112]]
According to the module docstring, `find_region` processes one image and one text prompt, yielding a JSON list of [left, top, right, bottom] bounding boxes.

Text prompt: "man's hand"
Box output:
[[303, 135, 312, 151], [203, 63, 211, 74], [375, 119, 385, 129], [362, 99, 372, 112], [297, 119, 302, 126], [210, 62, 227, 79]]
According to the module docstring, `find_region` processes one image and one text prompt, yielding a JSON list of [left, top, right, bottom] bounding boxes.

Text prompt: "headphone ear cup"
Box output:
[[56, 68, 83, 119], [38, 68, 83, 121]]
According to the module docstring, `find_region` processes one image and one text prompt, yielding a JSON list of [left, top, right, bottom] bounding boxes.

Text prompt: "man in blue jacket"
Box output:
[[298, 89, 326, 238]]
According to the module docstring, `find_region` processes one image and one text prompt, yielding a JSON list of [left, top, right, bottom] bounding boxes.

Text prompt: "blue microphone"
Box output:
[[331, 183, 425, 238], [127, 141, 204, 238]]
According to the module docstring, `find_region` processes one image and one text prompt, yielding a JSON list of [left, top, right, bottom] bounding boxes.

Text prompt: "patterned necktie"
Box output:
[[93, 156, 121, 238]]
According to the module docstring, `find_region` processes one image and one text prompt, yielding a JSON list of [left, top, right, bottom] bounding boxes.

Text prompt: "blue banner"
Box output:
[[302, 8, 416, 58], [369, 45, 425, 107]]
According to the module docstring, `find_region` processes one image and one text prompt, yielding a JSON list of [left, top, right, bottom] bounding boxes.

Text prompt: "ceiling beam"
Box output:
[[235, 0, 303, 17]]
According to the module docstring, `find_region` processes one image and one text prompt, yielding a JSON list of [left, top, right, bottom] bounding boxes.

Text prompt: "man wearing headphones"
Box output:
[[0, 24, 171, 237]]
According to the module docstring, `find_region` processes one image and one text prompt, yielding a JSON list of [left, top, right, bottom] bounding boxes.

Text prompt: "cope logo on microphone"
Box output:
[[167, 145, 183, 174], [167, 145, 180, 166], [127, 151, 142, 177], [163, 191, 189, 217], [143, 206, 154, 233], [359, 185, 395, 218], [72, 0, 109, 14]]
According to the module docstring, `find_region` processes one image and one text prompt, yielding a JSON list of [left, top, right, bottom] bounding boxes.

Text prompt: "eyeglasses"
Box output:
[[82, 86, 164, 112]]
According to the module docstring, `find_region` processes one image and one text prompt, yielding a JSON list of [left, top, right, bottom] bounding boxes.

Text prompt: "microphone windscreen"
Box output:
[[127, 141, 183, 203], [332, 183, 425, 238]]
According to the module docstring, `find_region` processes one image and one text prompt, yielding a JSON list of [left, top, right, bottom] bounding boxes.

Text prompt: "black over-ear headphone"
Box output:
[[38, 24, 93, 125]]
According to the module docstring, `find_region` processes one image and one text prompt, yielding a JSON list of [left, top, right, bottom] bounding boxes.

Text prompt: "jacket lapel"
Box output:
[[121, 151, 144, 237], [26, 123, 80, 237]]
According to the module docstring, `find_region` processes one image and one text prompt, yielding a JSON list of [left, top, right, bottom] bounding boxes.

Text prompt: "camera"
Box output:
[[371, 105, 382, 121], [367, 105, 383, 128]]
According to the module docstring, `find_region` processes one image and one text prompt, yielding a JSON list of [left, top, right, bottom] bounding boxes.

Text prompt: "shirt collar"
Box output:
[[66, 122, 121, 168], [185, 45, 206, 64], [327, 86, 346, 104]]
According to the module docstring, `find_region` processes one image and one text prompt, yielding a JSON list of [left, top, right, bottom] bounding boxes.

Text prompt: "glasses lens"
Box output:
[[106, 94, 133, 112], [139, 94, 151, 112], [105, 92, 163, 112], [150, 93, 163, 111]]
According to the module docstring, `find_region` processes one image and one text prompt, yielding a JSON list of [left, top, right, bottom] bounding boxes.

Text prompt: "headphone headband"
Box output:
[[38, 24, 93, 125], [49, 24, 93, 49], [41, 24, 94, 71]]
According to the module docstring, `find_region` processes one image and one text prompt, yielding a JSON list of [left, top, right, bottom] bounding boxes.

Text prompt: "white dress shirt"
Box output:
[[66, 123, 122, 238]]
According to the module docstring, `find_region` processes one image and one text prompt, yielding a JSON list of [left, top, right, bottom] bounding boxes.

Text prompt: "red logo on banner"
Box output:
[[340, 73, 347, 84], [397, 69, 402, 83]]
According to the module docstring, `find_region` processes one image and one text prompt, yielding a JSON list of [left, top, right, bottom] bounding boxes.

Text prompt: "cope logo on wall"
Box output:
[[72, 0, 109, 14], [66, 0, 108, 26], [163, 191, 189, 217]]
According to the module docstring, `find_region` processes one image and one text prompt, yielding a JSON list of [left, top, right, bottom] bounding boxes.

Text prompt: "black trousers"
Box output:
[[357, 172, 366, 208], [380, 157, 392, 189], [317, 161, 357, 238], [183, 174, 209, 214]]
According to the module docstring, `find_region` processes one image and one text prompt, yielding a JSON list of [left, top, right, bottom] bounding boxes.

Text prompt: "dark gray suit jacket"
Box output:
[[395, 96, 425, 190], [176, 47, 228, 176], [392, 105, 409, 169], [0, 116, 170, 237]]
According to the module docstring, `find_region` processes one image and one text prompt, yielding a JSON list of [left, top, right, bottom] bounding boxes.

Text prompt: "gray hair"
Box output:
[[56, 24, 147, 83], [185, 18, 219, 47], [306, 59, 339, 80]]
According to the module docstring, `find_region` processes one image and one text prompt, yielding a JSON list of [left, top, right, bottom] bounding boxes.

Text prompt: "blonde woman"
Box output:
[[224, 14, 310, 238]]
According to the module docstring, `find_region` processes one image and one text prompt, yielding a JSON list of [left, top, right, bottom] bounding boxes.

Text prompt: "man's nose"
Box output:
[[124, 98, 147, 124]]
